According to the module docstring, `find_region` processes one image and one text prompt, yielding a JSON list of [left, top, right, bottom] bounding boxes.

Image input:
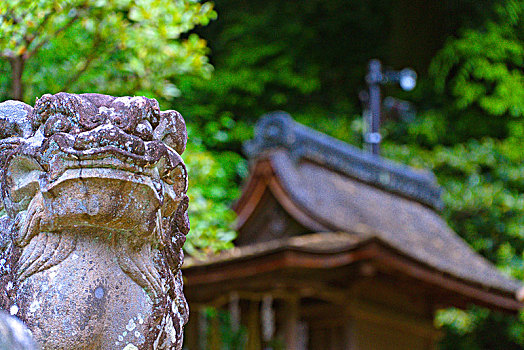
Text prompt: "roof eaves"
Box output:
[[183, 234, 523, 312]]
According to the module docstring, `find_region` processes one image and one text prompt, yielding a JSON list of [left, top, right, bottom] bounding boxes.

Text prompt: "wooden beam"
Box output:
[[233, 159, 273, 212], [194, 280, 349, 310], [234, 158, 329, 232], [235, 168, 269, 229], [347, 298, 441, 341], [374, 249, 523, 312], [283, 295, 300, 350], [183, 241, 522, 313], [184, 247, 376, 286]]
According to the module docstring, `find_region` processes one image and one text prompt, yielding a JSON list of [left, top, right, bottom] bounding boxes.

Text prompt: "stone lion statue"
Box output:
[[0, 93, 190, 349]]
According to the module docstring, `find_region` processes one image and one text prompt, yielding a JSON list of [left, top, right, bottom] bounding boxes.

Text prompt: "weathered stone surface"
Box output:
[[0, 93, 190, 349]]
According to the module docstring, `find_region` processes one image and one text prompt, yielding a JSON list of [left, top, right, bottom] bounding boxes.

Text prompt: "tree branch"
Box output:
[[26, 12, 81, 59], [23, 9, 55, 48], [3, 7, 22, 25]]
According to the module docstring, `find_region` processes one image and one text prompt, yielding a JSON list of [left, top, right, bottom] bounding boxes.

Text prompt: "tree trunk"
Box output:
[[9, 56, 25, 101]]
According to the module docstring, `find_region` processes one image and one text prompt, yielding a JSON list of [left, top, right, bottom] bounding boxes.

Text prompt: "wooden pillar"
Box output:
[[343, 318, 358, 350], [184, 305, 200, 350], [229, 292, 241, 333], [209, 310, 221, 350], [247, 300, 261, 350], [283, 296, 300, 350]]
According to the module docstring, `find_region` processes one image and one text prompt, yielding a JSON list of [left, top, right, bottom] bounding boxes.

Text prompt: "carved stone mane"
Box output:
[[0, 93, 190, 349]]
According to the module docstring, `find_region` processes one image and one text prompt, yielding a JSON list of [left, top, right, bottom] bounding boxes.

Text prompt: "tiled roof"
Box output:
[[245, 112, 442, 210]]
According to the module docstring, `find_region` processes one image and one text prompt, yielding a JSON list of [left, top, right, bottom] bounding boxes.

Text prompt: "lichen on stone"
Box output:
[[0, 93, 190, 349]]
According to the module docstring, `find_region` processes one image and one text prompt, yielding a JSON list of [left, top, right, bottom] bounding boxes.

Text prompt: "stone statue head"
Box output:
[[0, 93, 190, 349]]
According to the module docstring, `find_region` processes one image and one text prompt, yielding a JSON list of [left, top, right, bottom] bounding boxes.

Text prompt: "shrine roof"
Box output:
[[229, 112, 523, 304], [244, 112, 442, 210]]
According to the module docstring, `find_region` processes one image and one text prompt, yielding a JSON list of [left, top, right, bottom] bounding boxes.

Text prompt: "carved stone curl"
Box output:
[[0, 93, 190, 349]]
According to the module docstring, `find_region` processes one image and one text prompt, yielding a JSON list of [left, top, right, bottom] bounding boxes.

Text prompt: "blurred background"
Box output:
[[1, 0, 523, 348]]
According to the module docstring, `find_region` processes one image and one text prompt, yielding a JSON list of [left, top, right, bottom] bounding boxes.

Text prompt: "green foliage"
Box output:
[[183, 140, 245, 256], [201, 307, 247, 350], [431, 0, 524, 118], [175, 0, 397, 152], [0, 0, 216, 102], [436, 307, 522, 350], [173, 0, 503, 153]]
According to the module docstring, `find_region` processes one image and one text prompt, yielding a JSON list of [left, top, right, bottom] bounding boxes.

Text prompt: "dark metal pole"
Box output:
[[367, 59, 382, 155]]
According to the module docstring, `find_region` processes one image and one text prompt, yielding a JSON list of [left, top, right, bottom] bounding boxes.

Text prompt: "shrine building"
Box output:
[[182, 112, 523, 350]]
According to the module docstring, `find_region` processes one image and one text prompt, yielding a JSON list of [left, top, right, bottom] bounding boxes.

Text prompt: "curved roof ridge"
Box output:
[[244, 111, 443, 210]]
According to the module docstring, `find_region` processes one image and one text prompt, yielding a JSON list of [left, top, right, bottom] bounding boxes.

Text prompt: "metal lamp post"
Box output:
[[364, 59, 417, 155]]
